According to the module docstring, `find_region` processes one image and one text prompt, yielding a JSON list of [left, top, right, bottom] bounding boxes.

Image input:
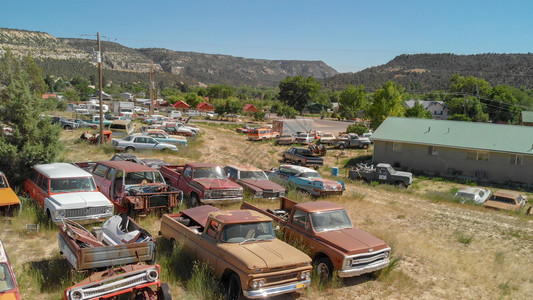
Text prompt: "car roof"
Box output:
[[225, 165, 261, 171], [96, 160, 157, 172], [210, 209, 272, 224], [279, 164, 315, 173], [34, 163, 92, 178], [188, 162, 220, 168], [294, 201, 344, 213], [457, 187, 484, 194], [492, 190, 521, 199]]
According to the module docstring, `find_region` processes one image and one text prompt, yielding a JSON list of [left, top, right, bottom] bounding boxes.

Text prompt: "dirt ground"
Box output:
[[1, 122, 532, 299]]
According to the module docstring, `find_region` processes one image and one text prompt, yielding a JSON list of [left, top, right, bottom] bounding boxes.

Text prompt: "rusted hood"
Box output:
[[239, 179, 285, 192], [0, 187, 20, 206], [307, 178, 343, 190], [484, 200, 522, 211], [219, 239, 310, 269], [194, 178, 241, 190], [315, 227, 389, 255]]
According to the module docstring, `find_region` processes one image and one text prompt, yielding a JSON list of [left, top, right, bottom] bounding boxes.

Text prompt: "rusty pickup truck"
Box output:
[[160, 163, 243, 207], [159, 206, 312, 299], [58, 214, 156, 271], [77, 161, 183, 216], [242, 197, 391, 280]]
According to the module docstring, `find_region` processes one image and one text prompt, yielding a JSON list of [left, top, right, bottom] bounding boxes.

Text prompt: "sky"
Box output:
[[1, 0, 532, 73]]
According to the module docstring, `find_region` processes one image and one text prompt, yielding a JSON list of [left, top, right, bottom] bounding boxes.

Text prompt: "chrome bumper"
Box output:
[[337, 258, 390, 278], [243, 279, 311, 299]]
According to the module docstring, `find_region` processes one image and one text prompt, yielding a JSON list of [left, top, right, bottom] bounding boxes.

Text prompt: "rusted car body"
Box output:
[[77, 161, 183, 215], [223, 165, 286, 200], [63, 264, 171, 300], [242, 197, 391, 279], [58, 216, 156, 271], [484, 190, 527, 211], [159, 206, 312, 299], [0, 171, 20, 215], [0, 240, 21, 300]]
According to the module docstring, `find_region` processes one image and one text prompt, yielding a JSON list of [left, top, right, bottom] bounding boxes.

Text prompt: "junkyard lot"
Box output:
[[1, 122, 532, 299]]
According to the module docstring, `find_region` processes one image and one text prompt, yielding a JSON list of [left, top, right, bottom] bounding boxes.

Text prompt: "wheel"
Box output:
[[188, 194, 200, 207], [128, 204, 137, 217], [313, 165, 319, 170], [159, 283, 172, 300], [395, 181, 407, 188], [262, 137, 266, 142], [298, 161, 304, 166], [125, 146, 135, 153], [338, 144, 345, 150], [226, 273, 242, 300], [315, 257, 334, 281], [169, 238, 176, 249], [64, 125, 72, 130], [362, 144, 369, 149]]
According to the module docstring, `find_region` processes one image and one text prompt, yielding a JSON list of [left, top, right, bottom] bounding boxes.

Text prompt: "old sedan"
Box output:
[[454, 187, 491, 204], [112, 135, 178, 152], [267, 165, 345, 197], [224, 165, 286, 199], [141, 129, 188, 146], [484, 191, 527, 211]]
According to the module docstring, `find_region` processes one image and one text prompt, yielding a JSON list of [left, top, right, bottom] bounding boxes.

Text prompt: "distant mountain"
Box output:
[[322, 53, 533, 92], [0, 28, 338, 87]]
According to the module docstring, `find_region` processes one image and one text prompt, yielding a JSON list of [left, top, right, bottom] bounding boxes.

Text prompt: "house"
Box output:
[[404, 100, 450, 120], [520, 111, 533, 126], [197, 102, 214, 113], [243, 104, 258, 114], [120, 92, 133, 101], [41, 93, 58, 99], [172, 100, 190, 112], [371, 117, 533, 187]]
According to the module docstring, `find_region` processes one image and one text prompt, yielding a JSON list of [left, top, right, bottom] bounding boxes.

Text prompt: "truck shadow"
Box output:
[[25, 257, 81, 292], [341, 273, 376, 287]]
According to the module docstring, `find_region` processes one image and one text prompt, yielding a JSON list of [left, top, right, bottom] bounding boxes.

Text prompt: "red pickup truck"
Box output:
[[242, 197, 391, 280], [160, 163, 243, 207]]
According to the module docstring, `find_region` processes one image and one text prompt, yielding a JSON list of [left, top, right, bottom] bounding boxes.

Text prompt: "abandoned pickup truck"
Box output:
[[77, 161, 183, 215], [64, 264, 171, 300], [267, 165, 345, 197], [24, 163, 114, 223], [349, 163, 413, 187], [160, 163, 243, 207], [0, 171, 20, 215], [333, 133, 371, 149], [224, 165, 286, 200], [242, 197, 391, 279], [58, 214, 156, 271], [159, 206, 312, 299], [282, 147, 323, 169]]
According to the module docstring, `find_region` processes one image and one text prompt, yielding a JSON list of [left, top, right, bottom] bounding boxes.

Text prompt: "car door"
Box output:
[[145, 137, 160, 150], [133, 137, 149, 150]]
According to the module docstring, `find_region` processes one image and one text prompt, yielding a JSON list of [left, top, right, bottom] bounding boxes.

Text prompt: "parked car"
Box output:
[[484, 191, 527, 211], [0, 240, 21, 299], [51, 116, 80, 130], [247, 128, 280, 141], [0, 171, 20, 215], [318, 132, 336, 145], [110, 153, 169, 169], [282, 147, 323, 169], [224, 165, 286, 199], [140, 129, 188, 146], [276, 133, 295, 145], [333, 133, 371, 149], [112, 135, 178, 152], [23, 163, 114, 223], [267, 165, 345, 197], [236, 125, 256, 134], [295, 132, 315, 144], [454, 187, 492, 204], [109, 119, 135, 138], [349, 163, 413, 187], [69, 118, 98, 129]]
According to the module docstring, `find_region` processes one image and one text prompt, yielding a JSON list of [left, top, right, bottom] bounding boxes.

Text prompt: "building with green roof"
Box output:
[[371, 117, 533, 186], [520, 111, 533, 126]]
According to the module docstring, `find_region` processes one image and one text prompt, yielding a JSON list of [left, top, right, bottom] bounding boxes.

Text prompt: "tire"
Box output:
[[169, 238, 176, 249], [315, 257, 334, 282], [338, 144, 345, 150], [125, 146, 135, 153], [362, 144, 369, 149], [188, 194, 200, 207], [395, 181, 407, 188], [128, 204, 137, 218], [298, 161, 304, 166], [64, 125, 72, 130], [159, 283, 172, 300], [226, 273, 243, 300], [262, 137, 266, 142]]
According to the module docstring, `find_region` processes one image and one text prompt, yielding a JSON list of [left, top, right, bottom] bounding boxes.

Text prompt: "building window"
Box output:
[[428, 146, 438, 156], [512, 154, 523, 165], [393, 142, 402, 152], [467, 150, 489, 161]]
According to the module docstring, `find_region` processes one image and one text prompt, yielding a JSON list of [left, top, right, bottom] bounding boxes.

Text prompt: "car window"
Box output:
[[93, 164, 108, 177], [292, 209, 310, 230]]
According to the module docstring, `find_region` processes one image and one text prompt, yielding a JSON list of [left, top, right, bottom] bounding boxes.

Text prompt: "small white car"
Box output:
[[295, 133, 314, 144], [112, 135, 178, 152], [454, 187, 492, 204]]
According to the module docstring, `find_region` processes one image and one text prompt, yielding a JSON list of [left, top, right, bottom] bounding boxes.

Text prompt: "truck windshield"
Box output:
[[50, 177, 97, 193], [239, 171, 267, 180], [0, 263, 16, 292], [124, 171, 165, 185], [220, 221, 275, 243], [310, 210, 352, 232], [193, 167, 226, 179]]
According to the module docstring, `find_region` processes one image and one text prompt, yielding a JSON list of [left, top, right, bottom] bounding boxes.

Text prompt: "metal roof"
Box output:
[[34, 163, 92, 178], [521, 111, 533, 123], [372, 117, 533, 155]]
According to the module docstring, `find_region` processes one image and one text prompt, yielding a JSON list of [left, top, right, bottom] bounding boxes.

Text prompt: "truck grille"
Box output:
[[65, 206, 108, 218], [209, 189, 242, 199], [149, 195, 169, 208], [263, 191, 281, 198], [350, 252, 389, 268], [264, 271, 299, 284]]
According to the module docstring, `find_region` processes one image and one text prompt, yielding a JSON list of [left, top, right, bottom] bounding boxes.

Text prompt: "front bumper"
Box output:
[[243, 279, 311, 299], [201, 197, 243, 205], [337, 257, 390, 278]]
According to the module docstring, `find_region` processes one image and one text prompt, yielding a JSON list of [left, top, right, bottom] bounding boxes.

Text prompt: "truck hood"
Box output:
[[0, 187, 20, 206], [219, 239, 310, 269], [315, 227, 389, 255], [195, 178, 242, 190], [48, 192, 111, 209], [239, 179, 285, 192]]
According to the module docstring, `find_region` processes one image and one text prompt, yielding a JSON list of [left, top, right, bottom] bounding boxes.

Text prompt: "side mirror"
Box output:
[[274, 225, 280, 231]]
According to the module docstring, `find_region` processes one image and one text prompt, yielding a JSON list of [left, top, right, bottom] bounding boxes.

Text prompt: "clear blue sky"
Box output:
[[2, 0, 532, 73]]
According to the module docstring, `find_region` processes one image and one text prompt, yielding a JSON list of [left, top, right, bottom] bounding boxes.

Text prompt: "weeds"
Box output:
[[498, 281, 517, 296], [424, 191, 459, 204], [376, 255, 402, 279], [185, 261, 224, 300], [23, 254, 83, 292], [455, 231, 474, 245]]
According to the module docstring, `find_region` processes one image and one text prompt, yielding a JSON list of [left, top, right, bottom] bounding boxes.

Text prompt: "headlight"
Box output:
[[384, 251, 390, 258], [250, 279, 265, 289], [299, 271, 311, 280], [146, 269, 159, 281], [254, 190, 263, 197], [56, 210, 65, 218], [70, 290, 83, 300], [105, 206, 113, 213], [345, 259, 352, 268]]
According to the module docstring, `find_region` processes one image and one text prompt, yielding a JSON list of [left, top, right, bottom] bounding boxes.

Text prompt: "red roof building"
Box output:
[[243, 104, 259, 114], [41, 93, 58, 99], [172, 100, 190, 111], [197, 102, 214, 112]]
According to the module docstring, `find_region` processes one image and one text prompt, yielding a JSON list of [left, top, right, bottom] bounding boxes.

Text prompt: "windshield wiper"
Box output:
[[239, 237, 259, 245]]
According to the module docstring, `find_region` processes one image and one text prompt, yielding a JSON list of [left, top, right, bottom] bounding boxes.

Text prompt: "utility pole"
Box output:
[[149, 61, 154, 116], [97, 32, 104, 144]]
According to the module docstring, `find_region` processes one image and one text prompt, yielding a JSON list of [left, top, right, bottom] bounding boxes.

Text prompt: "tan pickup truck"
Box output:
[[159, 206, 312, 299], [242, 197, 391, 279]]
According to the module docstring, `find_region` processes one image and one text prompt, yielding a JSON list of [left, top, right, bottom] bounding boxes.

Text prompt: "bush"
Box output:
[[346, 122, 368, 135]]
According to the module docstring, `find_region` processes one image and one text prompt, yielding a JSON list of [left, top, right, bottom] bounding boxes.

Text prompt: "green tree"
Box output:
[[0, 50, 61, 186], [449, 74, 491, 98], [446, 97, 488, 122], [405, 101, 433, 119], [278, 76, 321, 114], [338, 85, 367, 120], [346, 123, 368, 135], [276, 103, 298, 119], [367, 81, 406, 128], [207, 84, 234, 99], [184, 93, 204, 109], [448, 114, 472, 122]]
